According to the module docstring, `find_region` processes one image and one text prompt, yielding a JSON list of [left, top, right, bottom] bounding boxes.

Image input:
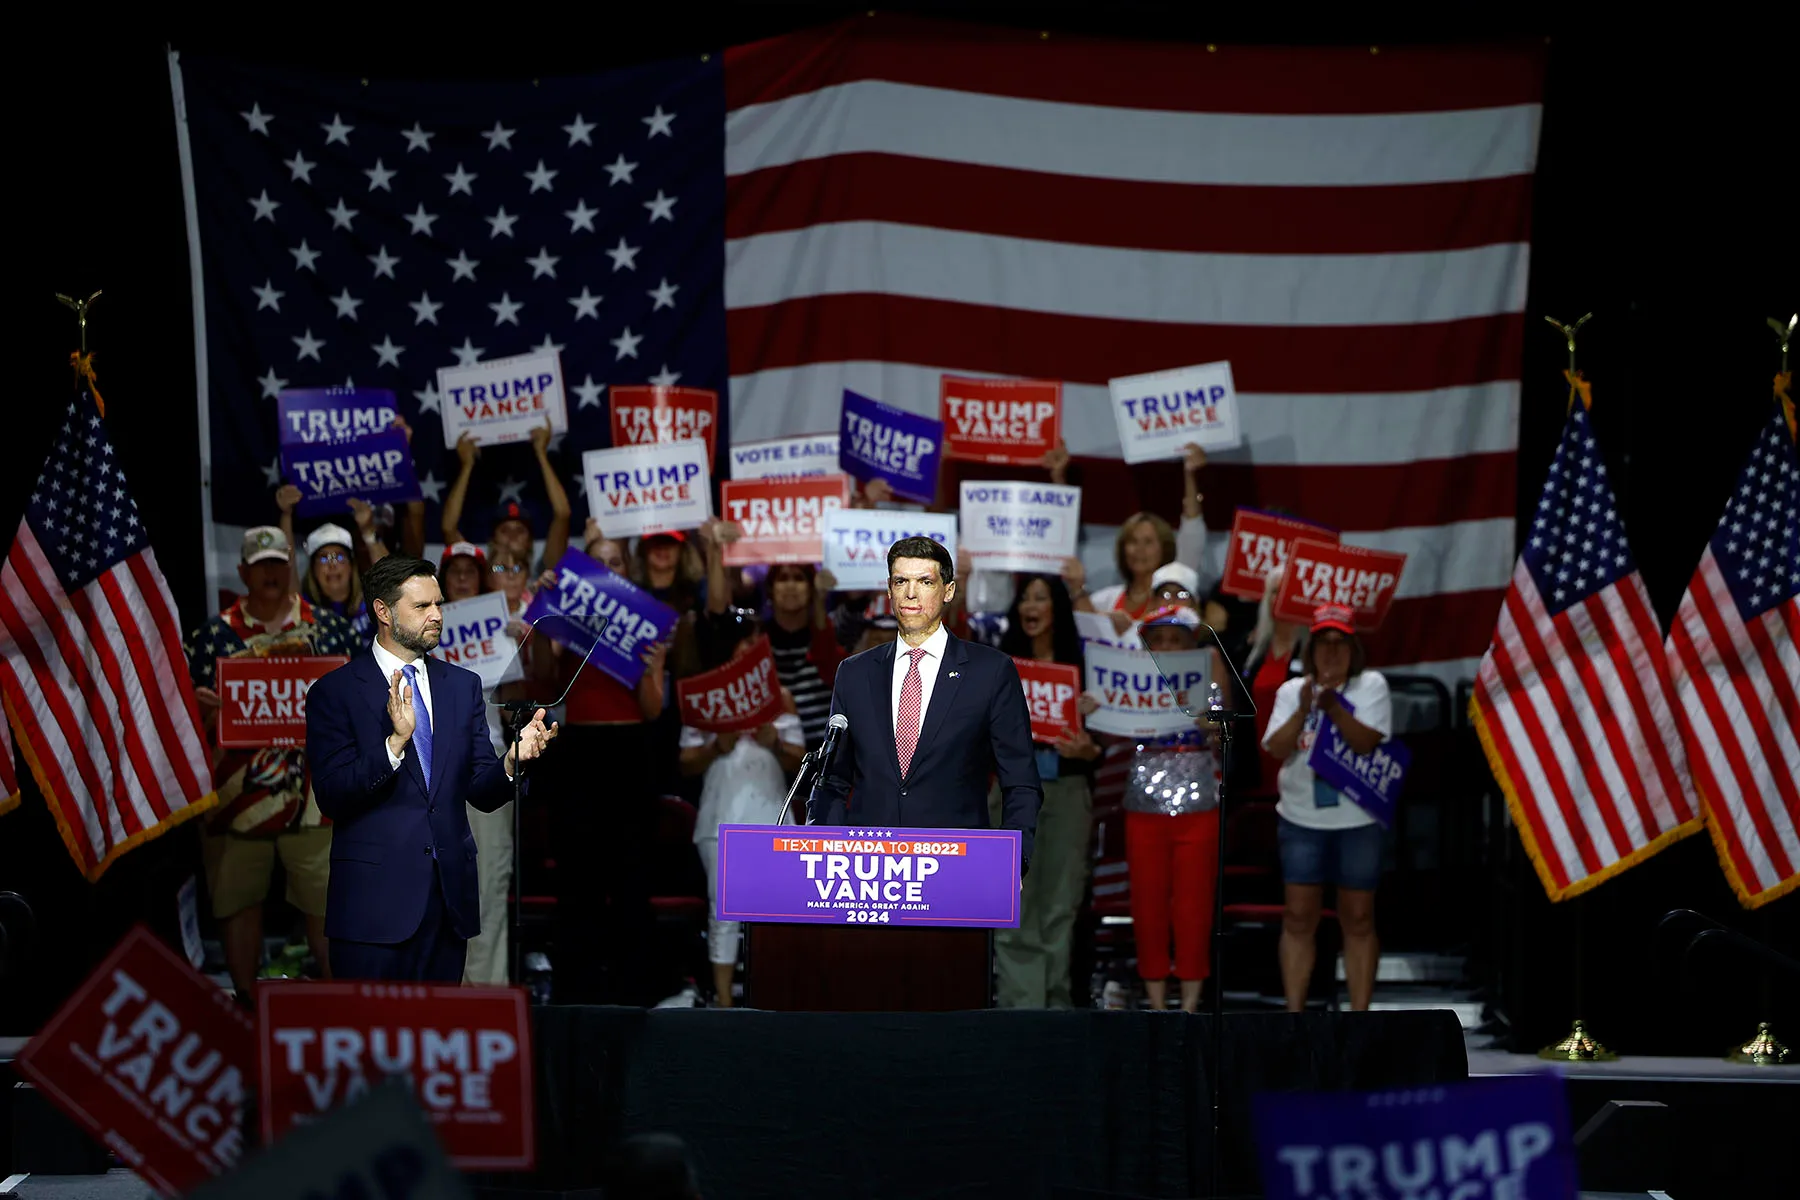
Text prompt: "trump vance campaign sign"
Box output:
[[1273, 538, 1408, 630], [939, 375, 1061, 465], [721, 475, 851, 565], [14, 925, 256, 1196], [609, 385, 718, 468], [582, 440, 712, 539], [819, 507, 958, 590], [437, 349, 568, 449], [1221, 508, 1340, 600], [1108, 360, 1241, 461]]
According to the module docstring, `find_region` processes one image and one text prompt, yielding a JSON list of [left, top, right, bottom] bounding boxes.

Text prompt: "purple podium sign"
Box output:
[[716, 824, 1021, 928]]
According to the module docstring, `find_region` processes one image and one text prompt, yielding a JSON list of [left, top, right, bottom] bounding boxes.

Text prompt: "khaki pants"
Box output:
[[203, 826, 331, 919], [462, 803, 515, 985], [988, 773, 1093, 1008]]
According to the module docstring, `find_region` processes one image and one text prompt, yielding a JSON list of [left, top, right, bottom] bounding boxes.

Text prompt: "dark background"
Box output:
[[5, 5, 1794, 1044]]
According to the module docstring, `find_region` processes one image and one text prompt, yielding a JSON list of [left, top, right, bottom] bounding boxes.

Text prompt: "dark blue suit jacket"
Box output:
[[307, 653, 513, 945], [808, 630, 1042, 862]]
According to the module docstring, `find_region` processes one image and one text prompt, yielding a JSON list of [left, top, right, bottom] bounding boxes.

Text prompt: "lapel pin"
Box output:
[[948, 671, 960, 679]]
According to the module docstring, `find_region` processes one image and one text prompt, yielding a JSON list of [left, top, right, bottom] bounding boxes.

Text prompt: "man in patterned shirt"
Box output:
[[185, 525, 357, 1000]]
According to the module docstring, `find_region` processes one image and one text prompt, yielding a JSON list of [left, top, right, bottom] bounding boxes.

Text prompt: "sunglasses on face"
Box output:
[[315, 552, 349, 566], [491, 564, 526, 575]]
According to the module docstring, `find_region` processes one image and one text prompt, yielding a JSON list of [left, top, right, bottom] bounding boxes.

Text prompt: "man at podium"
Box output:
[[809, 537, 1042, 867]]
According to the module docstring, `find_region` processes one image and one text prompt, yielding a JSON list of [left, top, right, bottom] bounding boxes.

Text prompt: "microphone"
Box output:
[[816, 713, 849, 763], [776, 714, 848, 827]]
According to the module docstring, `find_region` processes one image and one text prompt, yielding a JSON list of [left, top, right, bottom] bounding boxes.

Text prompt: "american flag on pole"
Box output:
[[724, 16, 1543, 685], [1470, 395, 1701, 900], [0, 390, 216, 880], [1666, 408, 1800, 909]]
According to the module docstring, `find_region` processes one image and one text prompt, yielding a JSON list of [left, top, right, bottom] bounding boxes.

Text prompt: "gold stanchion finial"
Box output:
[[1727, 1022, 1791, 1065], [1768, 314, 1796, 375], [1538, 1018, 1618, 1062], [1545, 313, 1594, 411], [55, 290, 102, 354]]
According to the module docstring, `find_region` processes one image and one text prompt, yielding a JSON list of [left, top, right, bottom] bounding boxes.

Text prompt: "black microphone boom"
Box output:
[[777, 713, 847, 827]]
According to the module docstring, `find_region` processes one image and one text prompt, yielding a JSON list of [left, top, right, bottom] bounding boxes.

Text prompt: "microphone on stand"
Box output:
[[777, 713, 848, 827]]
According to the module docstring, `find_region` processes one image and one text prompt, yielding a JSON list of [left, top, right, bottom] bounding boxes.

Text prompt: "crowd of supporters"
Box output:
[[182, 425, 1393, 1012]]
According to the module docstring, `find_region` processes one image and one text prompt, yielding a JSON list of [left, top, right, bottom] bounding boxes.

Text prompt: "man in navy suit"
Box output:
[[810, 537, 1041, 865], [307, 554, 558, 982]]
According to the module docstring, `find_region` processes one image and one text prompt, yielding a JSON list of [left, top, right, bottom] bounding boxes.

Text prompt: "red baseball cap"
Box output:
[[1311, 604, 1356, 636], [640, 529, 687, 544]]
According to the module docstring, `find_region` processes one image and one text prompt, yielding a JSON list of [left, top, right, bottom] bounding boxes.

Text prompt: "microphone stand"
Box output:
[[775, 735, 832, 828], [497, 614, 609, 987], [1191, 622, 1258, 1200]]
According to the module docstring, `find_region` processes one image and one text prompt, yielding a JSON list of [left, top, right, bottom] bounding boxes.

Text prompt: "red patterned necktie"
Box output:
[[895, 646, 928, 777]]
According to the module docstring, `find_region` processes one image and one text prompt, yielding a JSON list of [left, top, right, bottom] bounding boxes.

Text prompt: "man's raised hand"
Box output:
[[386, 669, 416, 755]]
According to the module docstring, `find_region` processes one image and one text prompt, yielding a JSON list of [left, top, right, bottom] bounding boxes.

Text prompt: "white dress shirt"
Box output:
[[372, 638, 435, 771], [890, 624, 950, 738]]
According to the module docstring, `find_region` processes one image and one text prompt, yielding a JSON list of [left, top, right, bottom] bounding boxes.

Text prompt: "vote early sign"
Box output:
[[1273, 538, 1408, 630], [258, 983, 535, 1171], [958, 481, 1082, 570], [720, 474, 851, 565], [609, 385, 718, 468], [1108, 360, 1241, 462], [216, 656, 349, 748], [437, 349, 568, 448], [676, 636, 783, 733], [716, 824, 1022, 927], [1013, 658, 1082, 743], [1221, 508, 1340, 600], [1252, 1074, 1577, 1200], [939, 375, 1061, 464], [13, 924, 256, 1196], [729, 433, 840, 479], [582, 440, 712, 538]]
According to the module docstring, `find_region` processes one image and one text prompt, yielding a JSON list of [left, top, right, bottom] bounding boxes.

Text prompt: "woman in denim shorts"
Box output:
[[1260, 604, 1393, 1012]]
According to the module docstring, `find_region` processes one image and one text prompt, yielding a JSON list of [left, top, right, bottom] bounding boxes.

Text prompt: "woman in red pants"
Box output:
[[1123, 606, 1230, 1012]]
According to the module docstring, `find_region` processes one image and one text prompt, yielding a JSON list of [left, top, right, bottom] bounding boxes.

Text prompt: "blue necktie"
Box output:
[[401, 662, 432, 790]]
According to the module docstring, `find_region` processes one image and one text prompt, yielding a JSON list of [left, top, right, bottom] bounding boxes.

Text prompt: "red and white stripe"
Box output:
[[1473, 561, 1699, 899], [722, 16, 1542, 683], [0, 526, 214, 880], [1667, 551, 1800, 908], [0, 701, 17, 812]]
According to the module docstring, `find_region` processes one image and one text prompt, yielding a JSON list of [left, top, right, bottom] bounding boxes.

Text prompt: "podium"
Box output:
[[716, 823, 1023, 1013]]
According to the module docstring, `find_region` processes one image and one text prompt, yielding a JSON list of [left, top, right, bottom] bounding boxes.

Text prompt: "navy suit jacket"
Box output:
[[808, 630, 1042, 862], [307, 652, 513, 944]]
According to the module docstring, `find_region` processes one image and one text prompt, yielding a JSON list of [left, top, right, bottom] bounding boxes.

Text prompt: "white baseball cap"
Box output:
[[301, 524, 354, 560]]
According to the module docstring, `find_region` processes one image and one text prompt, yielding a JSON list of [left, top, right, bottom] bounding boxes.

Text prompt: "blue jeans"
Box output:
[[1278, 817, 1384, 891]]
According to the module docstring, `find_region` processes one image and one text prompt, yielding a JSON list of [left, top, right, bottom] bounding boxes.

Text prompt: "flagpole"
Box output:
[[1534, 313, 1616, 1062], [55, 291, 106, 415], [55, 290, 101, 354]]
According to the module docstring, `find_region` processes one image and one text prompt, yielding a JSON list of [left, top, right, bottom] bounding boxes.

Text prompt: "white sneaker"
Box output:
[[653, 984, 700, 1009], [1102, 981, 1129, 1010]]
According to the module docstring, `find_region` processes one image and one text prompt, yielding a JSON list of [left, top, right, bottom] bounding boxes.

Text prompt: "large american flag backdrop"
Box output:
[[173, 15, 1543, 688]]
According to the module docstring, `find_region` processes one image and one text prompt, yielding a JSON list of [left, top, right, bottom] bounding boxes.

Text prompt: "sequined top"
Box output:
[[1122, 680, 1222, 816]]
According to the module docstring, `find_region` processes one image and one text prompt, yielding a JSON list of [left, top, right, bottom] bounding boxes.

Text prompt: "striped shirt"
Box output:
[[768, 621, 833, 749]]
